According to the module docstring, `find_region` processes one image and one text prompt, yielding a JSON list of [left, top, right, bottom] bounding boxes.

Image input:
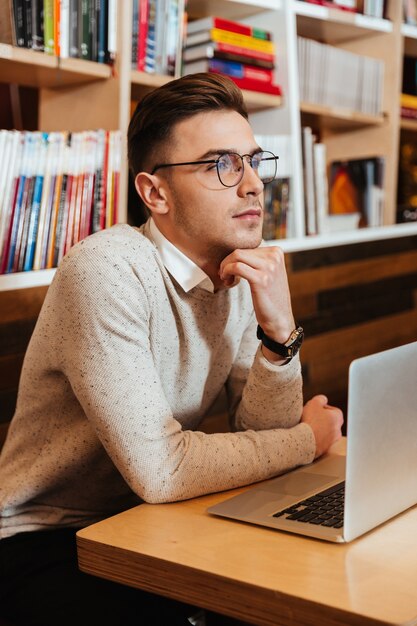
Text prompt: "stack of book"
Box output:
[[131, 0, 186, 76], [182, 16, 282, 96], [0, 128, 121, 274], [0, 0, 116, 63]]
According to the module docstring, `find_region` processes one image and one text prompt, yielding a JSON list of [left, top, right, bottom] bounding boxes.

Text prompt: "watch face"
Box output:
[[286, 327, 304, 357]]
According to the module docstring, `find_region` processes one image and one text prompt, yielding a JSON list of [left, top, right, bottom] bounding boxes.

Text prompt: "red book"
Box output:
[[186, 16, 272, 41], [183, 41, 275, 64], [100, 131, 110, 230], [137, 0, 149, 71], [209, 70, 282, 96]]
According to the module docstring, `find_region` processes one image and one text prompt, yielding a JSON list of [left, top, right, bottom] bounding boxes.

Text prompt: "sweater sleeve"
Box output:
[[226, 312, 307, 432], [51, 244, 315, 504]]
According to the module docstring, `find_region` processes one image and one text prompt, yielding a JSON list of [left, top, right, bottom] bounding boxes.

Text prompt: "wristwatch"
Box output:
[[257, 324, 304, 362]]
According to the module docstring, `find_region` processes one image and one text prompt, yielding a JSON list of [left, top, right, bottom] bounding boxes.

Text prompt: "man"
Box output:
[[0, 73, 343, 626]]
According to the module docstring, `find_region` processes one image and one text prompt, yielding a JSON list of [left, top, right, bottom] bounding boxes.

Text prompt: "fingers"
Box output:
[[219, 246, 285, 280]]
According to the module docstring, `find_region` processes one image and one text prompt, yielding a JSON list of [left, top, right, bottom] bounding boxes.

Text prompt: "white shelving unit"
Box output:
[[1, 0, 416, 292]]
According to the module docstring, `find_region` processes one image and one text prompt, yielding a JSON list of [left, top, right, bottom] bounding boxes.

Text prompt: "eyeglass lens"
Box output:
[[217, 151, 277, 187]]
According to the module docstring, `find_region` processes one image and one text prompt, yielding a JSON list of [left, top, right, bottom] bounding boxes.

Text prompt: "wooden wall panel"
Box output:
[[0, 286, 47, 424], [288, 235, 417, 429], [0, 235, 416, 435]]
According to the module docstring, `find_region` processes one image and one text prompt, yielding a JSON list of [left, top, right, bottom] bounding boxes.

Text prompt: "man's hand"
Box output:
[[219, 246, 295, 343], [301, 395, 344, 459]]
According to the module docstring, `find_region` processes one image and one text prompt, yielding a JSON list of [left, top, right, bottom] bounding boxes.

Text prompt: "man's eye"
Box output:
[[217, 160, 230, 172]]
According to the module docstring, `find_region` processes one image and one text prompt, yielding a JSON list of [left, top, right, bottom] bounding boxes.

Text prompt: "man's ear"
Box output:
[[134, 172, 169, 215]]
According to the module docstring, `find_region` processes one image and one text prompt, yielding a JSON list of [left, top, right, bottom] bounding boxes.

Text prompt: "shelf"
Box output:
[[294, 1, 392, 44], [131, 70, 282, 112], [186, 0, 281, 20], [0, 268, 56, 292], [400, 117, 417, 131], [2, 223, 416, 292], [0, 44, 112, 89], [266, 222, 417, 253], [300, 101, 386, 131], [130, 71, 173, 100]]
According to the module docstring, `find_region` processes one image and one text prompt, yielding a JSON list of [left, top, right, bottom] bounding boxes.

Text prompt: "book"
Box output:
[[302, 126, 317, 236], [313, 142, 329, 235], [137, 0, 149, 71], [68, 0, 78, 56], [185, 28, 275, 55], [24, 132, 48, 271], [5, 132, 32, 272], [183, 47, 274, 69], [107, 0, 116, 63], [43, 0, 54, 53], [79, 0, 91, 59], [131, 0, 139, 66], [186, 16, 272, 41], [59, 0, 69, 57], [183, 41, 275, 64], [329, 156, 385, 227], [262, 178, 290, 241], [97, 0, 108, 63], [203, 68, 281, 95], [183, 58, 274, 83], [0, 132, 23, 273]]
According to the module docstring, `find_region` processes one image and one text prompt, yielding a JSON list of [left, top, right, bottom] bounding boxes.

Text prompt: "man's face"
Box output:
[[154, 109, 265, 266]]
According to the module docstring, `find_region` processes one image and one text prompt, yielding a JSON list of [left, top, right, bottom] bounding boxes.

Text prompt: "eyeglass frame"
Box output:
[[150, 150, 279, 188]]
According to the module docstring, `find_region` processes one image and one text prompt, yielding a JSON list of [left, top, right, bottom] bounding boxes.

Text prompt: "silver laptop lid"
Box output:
[[344, 341, 417, 542]]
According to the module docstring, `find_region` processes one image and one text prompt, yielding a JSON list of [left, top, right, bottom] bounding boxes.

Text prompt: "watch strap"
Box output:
[[256, 325, 304, 360]]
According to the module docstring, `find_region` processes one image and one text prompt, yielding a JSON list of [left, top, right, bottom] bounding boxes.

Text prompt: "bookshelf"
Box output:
[[1, 0, 417, 292]]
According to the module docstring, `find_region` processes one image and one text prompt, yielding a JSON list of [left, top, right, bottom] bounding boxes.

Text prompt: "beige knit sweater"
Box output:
[[0, 223, 315, 538]]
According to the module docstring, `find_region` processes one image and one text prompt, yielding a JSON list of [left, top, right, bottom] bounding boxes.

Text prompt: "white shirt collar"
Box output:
[[148, 218, 215, 293]]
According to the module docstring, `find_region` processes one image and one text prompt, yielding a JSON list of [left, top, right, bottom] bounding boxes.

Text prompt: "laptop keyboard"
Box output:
[[272, 481, 345, 529]]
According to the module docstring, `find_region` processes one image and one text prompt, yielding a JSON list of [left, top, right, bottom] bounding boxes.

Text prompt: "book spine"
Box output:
[[31, 0, 44, 50], [207, 58, 273, 83], [131, 0, 139, 67], [0, 133, 24, 273], [138, 0, 150, 71], [188, 17, 271, 41], [89, 0, 97, 61], [97, 0, 108, 63], [13, 0, 26, 46], [24, 0, 33, 47], [53, 0, 60, 55], [79, 0, 90, 59], [107, 0, 116, 63], [208, 70, 281, 95], [184, 41, 275, 64], [209, 28, 274, 54], [68, 0, 78, 56], [16, 176, 35, 271], [43, 0, 54, 54], [59, 0, 69, 57]]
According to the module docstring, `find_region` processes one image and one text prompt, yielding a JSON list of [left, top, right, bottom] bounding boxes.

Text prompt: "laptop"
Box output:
[[208, 341, 417, 543]]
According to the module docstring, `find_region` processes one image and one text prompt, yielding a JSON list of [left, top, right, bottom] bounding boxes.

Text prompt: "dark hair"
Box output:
[[127, 72, 249, 180]]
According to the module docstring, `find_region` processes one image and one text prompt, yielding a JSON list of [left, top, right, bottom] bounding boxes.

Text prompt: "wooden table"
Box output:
[[77, 440, 417, 626]]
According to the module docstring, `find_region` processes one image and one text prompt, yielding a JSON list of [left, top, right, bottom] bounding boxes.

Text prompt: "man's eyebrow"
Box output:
[[197, 147, 263, 160]]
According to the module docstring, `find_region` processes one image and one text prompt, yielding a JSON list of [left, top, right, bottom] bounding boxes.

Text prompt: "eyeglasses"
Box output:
[[151, 151, 279, 188]]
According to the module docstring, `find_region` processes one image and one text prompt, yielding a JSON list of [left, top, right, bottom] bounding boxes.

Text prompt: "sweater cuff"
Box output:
[[252, 344, 301, 388]]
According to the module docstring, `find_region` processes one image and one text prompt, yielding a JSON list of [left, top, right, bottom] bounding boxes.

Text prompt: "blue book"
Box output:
[[23, 172, 44, 271]]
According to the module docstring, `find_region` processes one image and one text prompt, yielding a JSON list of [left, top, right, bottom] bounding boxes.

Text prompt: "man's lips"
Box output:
[[233, 208, 262, 218]]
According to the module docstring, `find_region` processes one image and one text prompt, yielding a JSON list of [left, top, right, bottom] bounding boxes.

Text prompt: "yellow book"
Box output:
[[401, 93, 417, 109], [212, 28, 274, 54]]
